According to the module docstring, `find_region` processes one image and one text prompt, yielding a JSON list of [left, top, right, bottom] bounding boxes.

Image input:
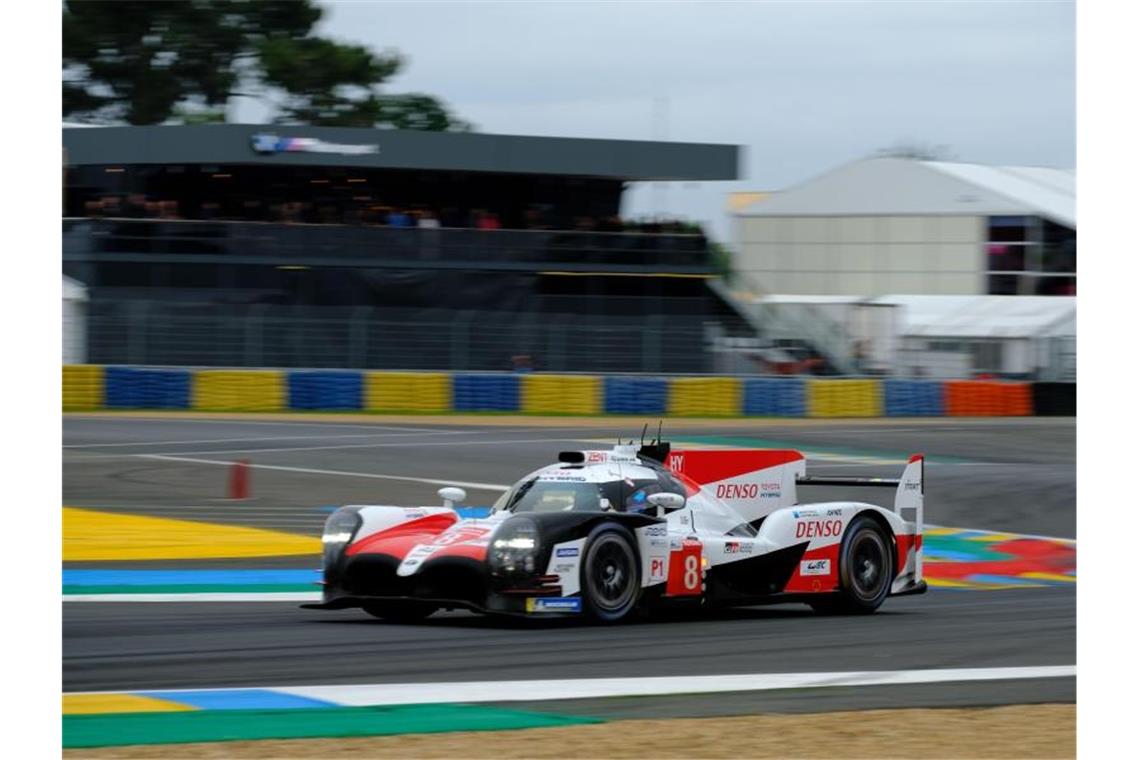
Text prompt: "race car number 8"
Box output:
[[683, 555, 699, 590]]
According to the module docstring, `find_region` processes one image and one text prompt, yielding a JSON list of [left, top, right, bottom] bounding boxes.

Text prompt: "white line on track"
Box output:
[[63, 436, 600, 460], [65, 417, 462, 433], [63, 430, 477, 449], [65, 666, 1076, 702], [136, 454, 512, 492], [129, 436, 598, 457]]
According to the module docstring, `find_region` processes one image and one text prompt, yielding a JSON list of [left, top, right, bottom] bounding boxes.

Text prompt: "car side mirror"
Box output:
[[647, 492, 685, 517], [438, 487, 467, 508]]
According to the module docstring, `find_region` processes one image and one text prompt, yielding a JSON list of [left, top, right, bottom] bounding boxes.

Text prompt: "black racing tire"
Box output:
[[580, 523, 641, 624], [362, 601, 439, 622], [811, 515, 894, 615]]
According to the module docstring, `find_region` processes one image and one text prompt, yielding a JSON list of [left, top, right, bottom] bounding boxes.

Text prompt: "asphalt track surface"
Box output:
[[63, 415, 1075, 714]]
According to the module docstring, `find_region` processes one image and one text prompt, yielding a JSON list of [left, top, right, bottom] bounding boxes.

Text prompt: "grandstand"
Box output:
[[63, 125, 745, 373]]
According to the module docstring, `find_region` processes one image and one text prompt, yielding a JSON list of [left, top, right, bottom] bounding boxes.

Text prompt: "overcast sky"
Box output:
[[279, 0, 1076, 242]]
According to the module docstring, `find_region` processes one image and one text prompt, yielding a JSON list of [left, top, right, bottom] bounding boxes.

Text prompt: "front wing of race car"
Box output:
[[305, 507, 662, 617]]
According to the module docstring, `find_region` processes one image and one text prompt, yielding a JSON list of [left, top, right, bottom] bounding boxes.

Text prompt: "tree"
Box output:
[[62, 0, 470, 130]]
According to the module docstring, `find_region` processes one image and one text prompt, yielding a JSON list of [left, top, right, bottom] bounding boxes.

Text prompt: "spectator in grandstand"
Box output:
[[417, 209, 441, 229], [476, 210, 501, 230], [123, 193, 149, 218]]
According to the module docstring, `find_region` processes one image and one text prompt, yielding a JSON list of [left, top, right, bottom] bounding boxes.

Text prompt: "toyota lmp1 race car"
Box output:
[[305, 438, 927, 623]]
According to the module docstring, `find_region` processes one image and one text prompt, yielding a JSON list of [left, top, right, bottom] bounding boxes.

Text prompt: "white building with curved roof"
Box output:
[[733, 157, 1075, 297]]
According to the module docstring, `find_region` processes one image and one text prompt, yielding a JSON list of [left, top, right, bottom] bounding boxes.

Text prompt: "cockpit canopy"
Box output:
[[492, 462, 687, 515]]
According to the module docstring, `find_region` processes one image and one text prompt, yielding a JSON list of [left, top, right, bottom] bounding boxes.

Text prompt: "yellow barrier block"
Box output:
[[521, 374, 602, 415], [63, 507, 320, 561], [365, 371, 451, 412], [807, 379, 883, 418], [667, 377, 743, 417], [62, 365, 104, 410], [192, 370, 285, 412], [63, 694, 195, 715]]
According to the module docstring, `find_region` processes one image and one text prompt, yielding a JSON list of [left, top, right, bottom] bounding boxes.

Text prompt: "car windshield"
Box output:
[[496, 478, 609, 514]]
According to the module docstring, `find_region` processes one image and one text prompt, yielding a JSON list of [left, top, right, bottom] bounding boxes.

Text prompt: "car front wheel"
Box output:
[[580, 524, 640, 623]]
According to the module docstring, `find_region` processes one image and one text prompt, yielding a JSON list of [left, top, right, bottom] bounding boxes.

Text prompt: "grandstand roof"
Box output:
[[62, 124, 739, 182], [736, 157, 1074, 228]]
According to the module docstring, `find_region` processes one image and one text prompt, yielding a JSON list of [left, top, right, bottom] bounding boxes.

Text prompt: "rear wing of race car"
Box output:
[[797, 454, 925, 581]]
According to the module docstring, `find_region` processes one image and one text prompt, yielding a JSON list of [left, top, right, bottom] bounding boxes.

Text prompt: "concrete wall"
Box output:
[[734, 214, 985, 296]]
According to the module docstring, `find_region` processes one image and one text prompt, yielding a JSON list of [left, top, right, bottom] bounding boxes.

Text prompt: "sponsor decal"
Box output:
[[904, 481, 921, 491], [668, 454, 684, 472], [825, 508, 843, 517], [646, 524, 667, 537], [800, 559, 831, 576], [251, 133, 379, 155], [553, 563, 576, 574], [556, 547, 579, 558], [679, 514, 690, 525], [404, 510, 427, 518], [792, 509, 820, 519], [795, 520, 844, 539], [714, 482, 782, 500], [404, 559, 419, 567], [587, 451, 607, 463], [527, 597, 582, 613], [723, 541, 754, 555], [650, 557, 666, 581], [433, 526, 490, 546]]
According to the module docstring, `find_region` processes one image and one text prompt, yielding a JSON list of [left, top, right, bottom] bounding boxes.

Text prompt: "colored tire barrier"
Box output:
[[944, 380, 1032, 417], [521, 374, 602, 415], [62, 365, 1074, 418], [1031, 382, 1076, 416], [667, 377, 742, 416], [604, 377, 668, 415], [288, 371, 363, 411], [63, 365, 105, 411], [452, 374, 520, 412], [365, 371, 450, 413], [807, 378, 883, 418], [883, 379, 944, 417], [192, 370, 286, 412], [105, 367, 191, 409], [742, 377, 806, 416]]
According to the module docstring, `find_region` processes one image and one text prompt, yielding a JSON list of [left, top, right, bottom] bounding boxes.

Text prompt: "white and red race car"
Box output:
[[306, 439, 926, 622]]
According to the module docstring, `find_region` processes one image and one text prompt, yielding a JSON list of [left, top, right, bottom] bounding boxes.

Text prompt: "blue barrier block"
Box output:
[[742, 377, 806, 416], [287, 371, 363, 410], [603, 377, 668, 414], [884, 379, 945, 416], [104, 366, 191, 409], [452, 374, 520, 412]]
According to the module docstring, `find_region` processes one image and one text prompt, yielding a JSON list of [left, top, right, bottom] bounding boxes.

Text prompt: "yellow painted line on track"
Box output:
[[63, 693, 196, 715], [1021, 572, 1077, 583], [63, 507, 320, 561], [964, 533, 1019, 542]]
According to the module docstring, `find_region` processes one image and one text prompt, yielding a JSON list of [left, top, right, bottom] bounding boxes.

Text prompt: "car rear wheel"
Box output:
[[811, 516, 893, 615], [580, 524, 640, 623], [362, 601, 438, 622]]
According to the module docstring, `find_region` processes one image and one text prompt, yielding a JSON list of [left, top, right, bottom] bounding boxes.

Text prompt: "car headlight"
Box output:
[[489, 517, 540, 576], [322, 508, 361, 565]]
